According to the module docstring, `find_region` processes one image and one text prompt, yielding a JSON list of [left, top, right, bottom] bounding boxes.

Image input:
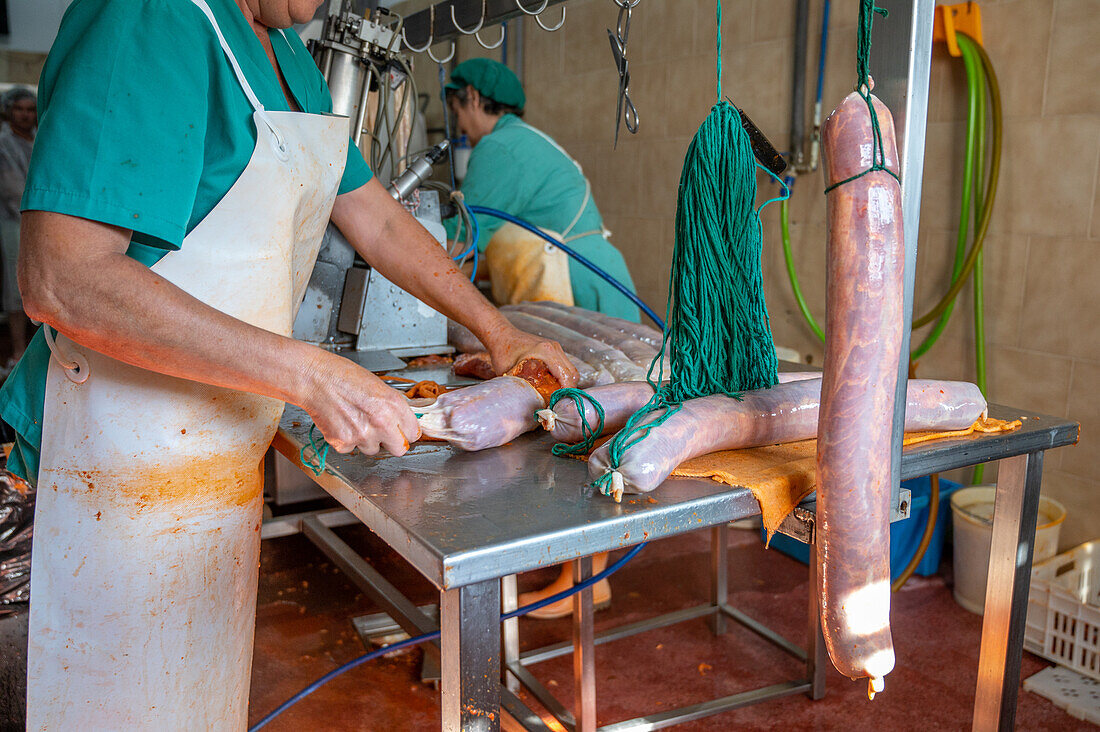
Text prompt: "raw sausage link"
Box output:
[[817, 88, 906, 693], [453, 351, 609, 388], [540, 372, 829, 443], [504, 303, 660, 369], [586, 379, 982, 494], [453, 352, 497, 381], [502, 311, 646, 382], [538, 301, 666, 348], [417, 376, 544, 451]]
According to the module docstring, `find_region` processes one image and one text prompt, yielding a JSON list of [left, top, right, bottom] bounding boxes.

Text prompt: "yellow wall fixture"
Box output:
[[933, 1, 984, 56]]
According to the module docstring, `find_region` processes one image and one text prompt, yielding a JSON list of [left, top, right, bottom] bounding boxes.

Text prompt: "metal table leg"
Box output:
[[442, 579, 502, 732], [710, 524, 729, 635], [502, 574, 520, 695], [574, 556, 597, 732], [807, 537, 827, 700], [972, 451, 1044, 731]]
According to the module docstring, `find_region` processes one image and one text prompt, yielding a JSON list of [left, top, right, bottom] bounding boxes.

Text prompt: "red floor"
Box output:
[[249, 523, 1092, 731]]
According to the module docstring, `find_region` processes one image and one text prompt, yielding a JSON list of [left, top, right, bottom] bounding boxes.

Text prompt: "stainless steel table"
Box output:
[[268, 404, 1077, 731]]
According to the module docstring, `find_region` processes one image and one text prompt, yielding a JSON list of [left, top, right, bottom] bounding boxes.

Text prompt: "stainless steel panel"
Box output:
[[355, 267, 447, 351], [870, 0, 936, 520], [293, 259, 345, 344], [327, 50, 368, 138], [337, 266, 370, 335], [354, 192, 448, 353]]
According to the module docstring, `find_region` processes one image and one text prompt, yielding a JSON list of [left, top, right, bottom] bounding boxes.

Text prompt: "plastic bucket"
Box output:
[[950, 486, 1066, 615]]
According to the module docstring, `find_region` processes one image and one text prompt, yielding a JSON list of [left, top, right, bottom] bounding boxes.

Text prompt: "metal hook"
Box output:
[[535, 4, 566, 31], [515, 0, 550, 15], [427, 39, 456, 64], [475, 24, 506, 50], [402, 5, 434, 53], [450, 0, 486, 34]]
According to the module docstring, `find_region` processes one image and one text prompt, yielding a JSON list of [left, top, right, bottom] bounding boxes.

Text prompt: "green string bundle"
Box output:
[[588, 0, 782, 498], [824, 0, 899, 193], [547, 388, 607, 457]]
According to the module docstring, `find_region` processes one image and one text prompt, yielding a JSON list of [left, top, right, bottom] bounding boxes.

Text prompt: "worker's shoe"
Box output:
[[517, 577, 611, 620]]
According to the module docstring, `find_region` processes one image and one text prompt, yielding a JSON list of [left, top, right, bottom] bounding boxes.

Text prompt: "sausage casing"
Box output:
[[816, 88, 905, 693]]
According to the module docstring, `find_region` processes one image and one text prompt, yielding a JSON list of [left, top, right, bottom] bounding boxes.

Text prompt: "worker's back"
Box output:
[[464, 114, 603, 243]]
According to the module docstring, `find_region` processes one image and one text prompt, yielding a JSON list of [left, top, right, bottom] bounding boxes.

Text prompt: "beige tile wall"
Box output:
[[514, 0, 1099, 548], [0, 50, 46, 86]]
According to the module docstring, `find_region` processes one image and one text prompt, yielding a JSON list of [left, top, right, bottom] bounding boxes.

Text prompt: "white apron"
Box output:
[[26, 2, 347, 728]]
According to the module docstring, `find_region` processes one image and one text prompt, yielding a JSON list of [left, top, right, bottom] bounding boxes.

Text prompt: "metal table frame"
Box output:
[[266, 406, 1076, 731]]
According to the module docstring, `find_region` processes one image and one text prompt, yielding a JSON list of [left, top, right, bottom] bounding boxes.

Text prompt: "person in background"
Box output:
[[0, 88, 36, 365], [444, 58, 639, 322], [446, 60, 629, 618]]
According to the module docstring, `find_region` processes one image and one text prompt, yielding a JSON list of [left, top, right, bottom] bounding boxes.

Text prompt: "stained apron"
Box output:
[[26, 1, 347, 728]]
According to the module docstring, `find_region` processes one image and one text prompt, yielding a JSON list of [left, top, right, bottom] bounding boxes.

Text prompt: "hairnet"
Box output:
[[0, 87, 35, 117]]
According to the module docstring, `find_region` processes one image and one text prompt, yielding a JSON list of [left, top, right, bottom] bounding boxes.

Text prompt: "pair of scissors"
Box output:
[[607, 0, 639, 147]]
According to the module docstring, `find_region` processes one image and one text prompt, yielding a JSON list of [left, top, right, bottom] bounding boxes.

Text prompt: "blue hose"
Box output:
[[249, 541, 647, 731], [466, 205, 665, 330], [815, 1, 830, 107]]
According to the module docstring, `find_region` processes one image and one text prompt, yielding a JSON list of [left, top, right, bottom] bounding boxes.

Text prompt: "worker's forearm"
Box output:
[[332, 182, 514, 351], [20, 214, 320, 408]]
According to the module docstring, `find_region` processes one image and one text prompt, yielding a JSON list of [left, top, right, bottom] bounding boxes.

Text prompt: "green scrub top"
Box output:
[[0, 0, 374, 483], [446, 114, 639, 323]]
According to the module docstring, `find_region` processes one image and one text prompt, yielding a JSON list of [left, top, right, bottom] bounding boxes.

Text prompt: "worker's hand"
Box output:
[[485, 326, 579, 388], [298, 351, 421, 457]]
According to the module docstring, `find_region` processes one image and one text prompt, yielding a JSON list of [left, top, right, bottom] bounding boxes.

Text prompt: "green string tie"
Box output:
[[300, 424, 330, 476], [590, 28, 781, 495], [823, 1, 900, 194], [546, 388, 607, 457]]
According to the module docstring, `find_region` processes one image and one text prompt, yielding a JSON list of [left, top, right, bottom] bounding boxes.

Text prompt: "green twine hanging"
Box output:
[[824, 0, 900, 193], [589, 0, 784, 497]]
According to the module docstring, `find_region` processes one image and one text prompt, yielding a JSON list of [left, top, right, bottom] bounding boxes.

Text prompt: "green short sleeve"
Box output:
[[22, 0, 215, 250], [445, 137, 526, 246]]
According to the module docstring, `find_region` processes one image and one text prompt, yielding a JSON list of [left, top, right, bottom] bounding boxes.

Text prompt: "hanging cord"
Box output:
[[545, 388, 607, 456], [591, 0, 784, 498], [822, 1, 899, 194]]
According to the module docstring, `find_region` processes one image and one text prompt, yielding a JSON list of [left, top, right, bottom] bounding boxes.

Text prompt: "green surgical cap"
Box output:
[[445, 58, 525, 110]]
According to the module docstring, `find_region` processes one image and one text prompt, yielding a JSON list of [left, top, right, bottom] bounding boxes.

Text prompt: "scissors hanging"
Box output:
[[607, 0, 641, 147]]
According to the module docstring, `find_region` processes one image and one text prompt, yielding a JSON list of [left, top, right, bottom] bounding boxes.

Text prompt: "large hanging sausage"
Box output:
[[816, 85, 905, 697]]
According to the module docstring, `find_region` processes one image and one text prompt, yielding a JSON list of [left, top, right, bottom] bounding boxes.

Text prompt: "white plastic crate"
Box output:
[[1025, 540, 1100, 682]]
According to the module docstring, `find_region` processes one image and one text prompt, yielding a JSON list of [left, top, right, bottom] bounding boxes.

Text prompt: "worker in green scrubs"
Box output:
[[445, 58, 640, 322], [4, 1, 576, 726]]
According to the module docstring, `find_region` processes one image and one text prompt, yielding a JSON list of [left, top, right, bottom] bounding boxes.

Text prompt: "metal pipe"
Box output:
[[790, 0, 809, 168]]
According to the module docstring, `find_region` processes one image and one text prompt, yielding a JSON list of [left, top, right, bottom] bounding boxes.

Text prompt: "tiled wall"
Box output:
[[0, 50, 46, 86], [516, 0, 1099, 548]]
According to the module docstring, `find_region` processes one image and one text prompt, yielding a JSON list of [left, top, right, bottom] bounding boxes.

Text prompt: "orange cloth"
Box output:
[[671, 440, 818, 540], [609, 415, 1022, 539]]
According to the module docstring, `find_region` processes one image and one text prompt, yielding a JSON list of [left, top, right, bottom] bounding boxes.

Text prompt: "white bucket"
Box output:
[[950, 486, 1066, 615]]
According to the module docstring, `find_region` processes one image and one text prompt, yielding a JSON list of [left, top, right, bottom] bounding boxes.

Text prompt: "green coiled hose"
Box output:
[[780, 32, 1000, 392]]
